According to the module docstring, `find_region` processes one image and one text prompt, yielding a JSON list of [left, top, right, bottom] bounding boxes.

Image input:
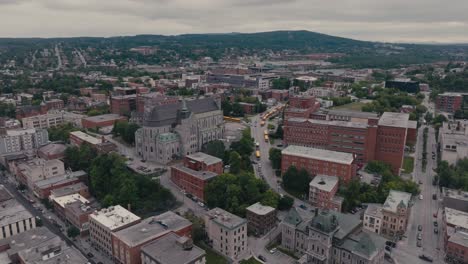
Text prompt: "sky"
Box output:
[[1, 0, 468, 43]]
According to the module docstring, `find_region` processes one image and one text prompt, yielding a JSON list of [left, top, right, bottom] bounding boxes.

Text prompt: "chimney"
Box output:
[[127, 203, 131, 212]]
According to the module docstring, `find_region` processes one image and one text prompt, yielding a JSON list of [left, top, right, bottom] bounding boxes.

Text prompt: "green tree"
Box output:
[[48, 123, 79, 142], [260, 189, 280, 208], [229, 151, 242, 174], [278, 195, 294, 210], [202, 140, 226, 160], [272, 77, 291, 90], [67, 226, 80, 238], [282, 166, 311, 197], [269, 148, 282, 170]]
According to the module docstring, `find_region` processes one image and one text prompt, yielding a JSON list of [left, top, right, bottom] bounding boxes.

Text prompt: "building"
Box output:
[[308, 87, 342, 98], [385, 78, 420, 93], [281, 145, 356, 183], [50, 193, 90, 222], [89, 205, 141, 257], [439, 121, 468, 165], [21, 112, 64, 129], [49, 182, 90, 200], [0, 227, 88, 264], [15, 158, 65, 190], [69, 131, 117, 153], [436, 92, 464, 113], [112, 212, 192, 264], [284, 112, 416, 173], [308, 175, 343, 211], [284, 95, 320, 119], [0, 128, 48, 155], [363, 204, 383, 235], [0, 197, 36, 239], [281, 208, 386, 264], [32, 170, 86, 199], [204, 208, 248, 261], [135, 97, 224, 164], [245, 202, 276, 236], [442, 187, 468, 213], [442, 208, 468, 264], [45, 99, 65, 110], [82, 114, 127, 129], [111, 94, 137, 115], [141, 233, 206, 264], [37, 142, 67, 160], [380, 190, 412, 239]]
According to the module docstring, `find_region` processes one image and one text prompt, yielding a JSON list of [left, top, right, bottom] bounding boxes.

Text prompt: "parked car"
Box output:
[[432, 194, 437, 200], [418, 225, 422, 231], [419, 195, 423, 200], [434, 228, 438, 234], [433, 221, 438, 227], [417, 233, 422, 240], [258, 255, 267, 262], [417, 240, 422, 247], [299, 204, 307, 210], [87, 252, 94, 258], [385, 246, 392, 252], [419, 254, 433, 262], [269, 248, 277, 254]]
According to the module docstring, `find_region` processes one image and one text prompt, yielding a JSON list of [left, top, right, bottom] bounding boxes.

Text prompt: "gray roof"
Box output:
[[83, 113, 124, 123], [378, 112, 410, 128], [282, 145, 355, 165], [187, 152, 222, 166], [287, 118, 369, 129], [327, 110, 378, 119], [246, 202, 276, 216], [284, 207, 303, 226], [171, 165, 218, 181], [49, 182, 88, 198], [206, 208, 247, 230], [0, 185, 12, 202], [114, 211, 191, 247], [308, 210, 361, 240], [34, 171, 86, 189], [0, 199, 33, 227], [448, 230, 468, 247], [383, 190, 411, 213], [38, 143, 67, 156], [309, 175, 339, 192], [364, 203, 383, 219], [340, 230, 386, 260], [141, 233, 205, 264], [0, 227, 57, 257], [144, 97, 220, 127]]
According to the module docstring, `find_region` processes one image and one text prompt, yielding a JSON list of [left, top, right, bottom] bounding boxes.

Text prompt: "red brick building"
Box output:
[[33, 172, 86, 200], [271, 90, 289, 102], [284, 95, 320, 119], [281, 145, 356, 183], [112, 212, 192, 264], [284, 112, 416, 173], [443, 208, 468, 264], [135, 92, 179, 113], [171, 152, 223, 201], [37, 143, 67, 160], [81, 114, 127, 129], [309, 175, 343, 211], [436, 92, 464, 113], [111, 95, 137, 115], [239, 102, 256, 114], [45, 99, 64, 110], [69, 131, 117, 154]]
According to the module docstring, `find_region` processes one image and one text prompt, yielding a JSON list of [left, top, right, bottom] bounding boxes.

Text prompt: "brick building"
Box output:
[[436, 92, 464, 113], [81, 114, 127, 129], [271, 89, 289, 102], [37, 143, 67, 160], [69, 131, 117, 153], [284, 95, 320, 119], [238, 102, 256, 115], [308, 175, 343, 211], [45, 99, 65, 110], [245, 202, 276, 236], [443, 208, 468, 263], [32, 170, 86, 199], [112, 212, 192, 264], [111, 94, 137, 115], [170, 152, 222, 201], [284, 112, 417, 173], [380, 190, 412, 239], [281, 145, 356, 183]]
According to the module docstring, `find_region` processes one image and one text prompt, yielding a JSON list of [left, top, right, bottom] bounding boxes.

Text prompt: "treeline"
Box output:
[[112, 121, 140, 145], [437, 159, 468, 191], [48, 123, 80, 143], [221, 99, 266, 117]]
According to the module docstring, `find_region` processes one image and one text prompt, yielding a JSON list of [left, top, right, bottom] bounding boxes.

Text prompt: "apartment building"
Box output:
[[111, 94, 137, 115], [112, 212, 192, 264], [89, 205, 141, 257], [205, 208, 248, 262], [436, 92, 464, 113], [81, 114, 127, 129], [0, 197, 36, 239], [281, 145, 356, 183], [308, 175, 343, 211], [442, 208, 468, 263], [284, 95, 320, 119], [141, 233, 206, 264], [69, 131, 117, 153], [15, 158, 65, 190], [245, 202, 276, 236], [21, 112, 64, 129], [363, 204, 384, 235], [171, 152, 223, 201], [380, 190, 412, 239], [0, 128, 48, 155]]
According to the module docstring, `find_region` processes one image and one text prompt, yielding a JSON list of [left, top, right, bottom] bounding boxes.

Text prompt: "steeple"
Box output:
[[180, 99, 190, 119]]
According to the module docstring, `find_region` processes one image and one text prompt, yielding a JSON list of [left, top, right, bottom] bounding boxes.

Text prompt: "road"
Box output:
[[54, 44, 62, 70]]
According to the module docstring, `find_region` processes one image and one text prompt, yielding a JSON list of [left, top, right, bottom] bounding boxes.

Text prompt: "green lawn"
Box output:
[[331, 102, 366, 111], [403, 157, 414, 173], [196, 242, 228, 264], [240, 257, 263, 264]]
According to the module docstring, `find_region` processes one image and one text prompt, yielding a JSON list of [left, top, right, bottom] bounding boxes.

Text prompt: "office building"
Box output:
[[436, 92, 464, 113], [15, 158, 65, 190], [442, 208, 468, 264], [439, 121, 468, 165], [442, 187, 468, 213], [245, 202, 276, 236], [81, 113, 127, 129], [69, 131, 117, 153], [385, 78, 420, 93], [21, 112, 64, 129]]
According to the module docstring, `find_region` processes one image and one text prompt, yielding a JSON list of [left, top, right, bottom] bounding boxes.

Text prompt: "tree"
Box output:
[[229, 151, 242, 174], [112, 121, 140, 145], [260, 189, 280, 208], [67, 226, 80, 238], [202, 140, 226, 160], [272, 77, 291, 90], [269, 148, 282, 170], [48, 123, 79, 142], [282, 166, 311, 197], [278, 195, 294, 210]]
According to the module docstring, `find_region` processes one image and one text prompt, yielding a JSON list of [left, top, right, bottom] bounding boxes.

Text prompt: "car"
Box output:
[[351, 209, 357, 214], [269, 248, 277, 254], [252, 160, 257, 164], [299, 204, 307, 210], [432, 194, 437, 200], [434, 228, 438, 234], [185, 193, 193, 199], [417, 240, 422, 247], [419, 194, 423, 200], [141, 159, 146, 163], [87, 252, 94, 258], [417, 233, 422, 240], [198, 202, 205, 207], [419, 254, 433, 262], [418, 225, 422, 231], [385, 246, 392, 252], [258, 255, 267, 261], [433, 221, 438, 227], [418, 180, 423, 184]]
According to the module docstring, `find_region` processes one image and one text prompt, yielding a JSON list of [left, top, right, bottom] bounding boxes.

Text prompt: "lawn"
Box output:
[[403, 156, 414, 173], [196, 242, 228, 264], [331, 101, 366, 111]]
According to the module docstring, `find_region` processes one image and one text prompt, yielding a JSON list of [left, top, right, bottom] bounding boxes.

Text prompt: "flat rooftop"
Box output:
[[309, 175, 339, 192], [0, 185, 12, 202], [364, 203, 383, 219], [282, 145, 355, 165], [378, 112, 410, 128], [83, 113, 124, 123], [90, 205, 140, 231], [52, 193, 89, 208], [49, 182, 88, 198], [443, 187, 468, 202], [34, 171, 86, 189], [0, 199, 33, 227], [70, 131, 102, 145], [246, 202, 275, 216], [114, 211, 191, 247], [287, 118, 369, 129], [383, 190, 411, 214], [448, 230, 468, 248], [327, 110, 378, 119], [172, 165, 218, 181], [206, 208, 247, 230], [0, 227, 58, 257], [445, 208, 468, 230], [141, 233, 205, 264], [187, 152, 222, 165], [5, 128, 38, 136]]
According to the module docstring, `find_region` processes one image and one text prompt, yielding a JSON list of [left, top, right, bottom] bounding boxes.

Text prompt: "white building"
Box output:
[[0, 128, 48, 155], [204, 208, 248, 262], [89, 205, 141, 257], [16, 158, 65, 190], [22, 113, 64, 129], [0, 191, 36, 239], [439, 121, 468, 165], [363, 203, 384, 234]]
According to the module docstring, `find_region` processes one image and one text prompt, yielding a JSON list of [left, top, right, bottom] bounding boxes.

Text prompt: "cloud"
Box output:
[[0, 0, 467, 43]]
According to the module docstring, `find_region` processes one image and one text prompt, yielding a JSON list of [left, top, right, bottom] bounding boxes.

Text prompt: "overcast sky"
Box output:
[[1, 0, 468, 43]]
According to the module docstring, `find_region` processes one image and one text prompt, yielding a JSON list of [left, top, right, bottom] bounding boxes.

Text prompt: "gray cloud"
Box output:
[[0, 0, 467, 43]]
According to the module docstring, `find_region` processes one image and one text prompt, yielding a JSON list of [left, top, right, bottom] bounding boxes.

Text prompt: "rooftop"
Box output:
[[49, 182, 88, 198], [0, 199, 33, 227], [0, 185, 12, 202], [141, 233, 205, 264], [246, 202, 276, 216], [172, 165, 218, 181], [51, 193, 89, 208], [70, 131, 102, 145], [309, 175, 339, 192], [340, 230, 386, 260], [38, 143, 67, 156], [0, 227, 58, 258], [378, 112, 410, 128], [327, 109, 378, 119], [206, 208, 247, 230], [114, 211, 191, 247], [186, 152, 222, 166], [282, 145, 355, 165], [382, 190, 411, 214], [5, 128, 39, 136], [443, 187, 468, 202], [445, 208, 468, 230], [287, 118, 369, 129], [90, 205, 140, 231], [364, 203, 383, 219], [34, 171, 86, 189], [82, 113, 125, 123], [448, 230, 468, 248]]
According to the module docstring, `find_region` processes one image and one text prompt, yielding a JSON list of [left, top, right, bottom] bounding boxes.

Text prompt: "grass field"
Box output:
[[403, 156, 414, 173], [196, 242, 228, 264], [331, 102, 366, 111]]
